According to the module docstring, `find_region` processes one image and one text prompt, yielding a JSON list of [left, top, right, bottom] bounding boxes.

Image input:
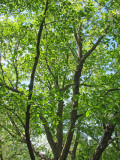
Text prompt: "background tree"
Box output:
[[0, 0, 120, 159]]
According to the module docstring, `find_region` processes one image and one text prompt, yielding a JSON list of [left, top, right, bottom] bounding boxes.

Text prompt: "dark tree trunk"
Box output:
[[71, 122, 81, 160], [25, 0, 49, 159], [91, 123, 115, 160], [0, 140, 3, 160]]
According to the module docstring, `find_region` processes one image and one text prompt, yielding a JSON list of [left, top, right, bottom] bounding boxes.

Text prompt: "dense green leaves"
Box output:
[[0, 0, 120, 159]]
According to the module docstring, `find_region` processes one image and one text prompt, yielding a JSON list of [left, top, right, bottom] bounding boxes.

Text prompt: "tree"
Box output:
[[0, 0, 120, 159]]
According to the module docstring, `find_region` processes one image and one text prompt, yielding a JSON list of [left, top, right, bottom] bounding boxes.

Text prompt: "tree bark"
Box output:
[[0, 140, 3, 160], [59, 29, 106, 159], [39, 115, 57, 157], [91, 123, 115, 160], [71, 121, 81, 160], [59, 61, 83, 160], [56, 99, 64, 158], [25, 0, 49, 159]]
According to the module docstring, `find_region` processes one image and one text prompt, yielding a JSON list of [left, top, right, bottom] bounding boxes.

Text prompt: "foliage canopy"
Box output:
[[0, 0, 120, 159]]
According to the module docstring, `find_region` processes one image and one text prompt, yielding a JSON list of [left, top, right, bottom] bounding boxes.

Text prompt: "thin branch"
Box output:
[[45, 47, 59, 88], [62, 73, 66, 89], [15, 65, 18, 89], [0, 82, 23, 94], [7, 113, 24, 139], [29, 0, 49, 93], [83, 68, 95, 83], [3, 106, 25, 128], [7, 76, 15, 88], [45, 57, 55, 78], [79, 83, 97, 87], [46, 77, 52, 90], [61, 82, 96, 91], [113, 145, 120, 151], [7, 149, 26, 160], [14, 43, 20, 89], [44, 31, 55, 79], [0, 63, 5, 82], [0, 123, 17, 138], [67, 43, 78, 61], [36, 71, 44, 84], [82, 34, 105, 62], [105, 88, 120, 95], [74, 23, 82, 59], [13, 58, 19, 90], [115, 71, 119, 75], [108, 137, 120, 144], [7, 112, 26, 143], [61, 84, 74, 91]]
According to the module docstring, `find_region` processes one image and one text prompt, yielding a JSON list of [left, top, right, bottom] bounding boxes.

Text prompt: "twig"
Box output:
[[45, 57, 55, 78], [105, 88, 120, 95], [0, 82, 23, 94], [3, 106, 25, 128]]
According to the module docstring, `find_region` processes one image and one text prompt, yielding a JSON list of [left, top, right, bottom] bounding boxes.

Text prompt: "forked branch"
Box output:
[[39, 114, 56, 154], [82, 34, 105, 62]]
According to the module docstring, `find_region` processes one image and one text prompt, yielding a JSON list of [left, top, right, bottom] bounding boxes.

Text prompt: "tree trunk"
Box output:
[[0, 140, 3, 160], [71, 121, 81, 160], [91, 123, 115, 160]]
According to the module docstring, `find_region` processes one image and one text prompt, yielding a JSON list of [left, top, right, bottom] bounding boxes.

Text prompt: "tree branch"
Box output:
[[91, 123, 115, 160], [80, 83, 97, 87], [7, 113, 25, 139], [13, 60, 19, 90], [105, 88, 120, 95], [31, 143, 52, 160], [25, 1, 49, 159], [0, 139, 3, 160], [61, 82, 96, 92], [82, 34, 105, 62], [91, 112, 117, 160], [59, 61, 84, 160], [0, 123, 17, 138], [39, 114, 56, 156], [13, 43, 19, 89], [28, 0, 49, 94], [3, 106, 25, 128], [83, 68, 95, 83], [45, 57, 55, 78], [0, 82, 23, 94], [71, 120, 81, 160], [67, 43, 78, 61], [74, 24, 82, 59], [56, 100, 64, 157], [61, 84, 74, 91], [47, 77, 52, 90], [0, 62, 5, 82]]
